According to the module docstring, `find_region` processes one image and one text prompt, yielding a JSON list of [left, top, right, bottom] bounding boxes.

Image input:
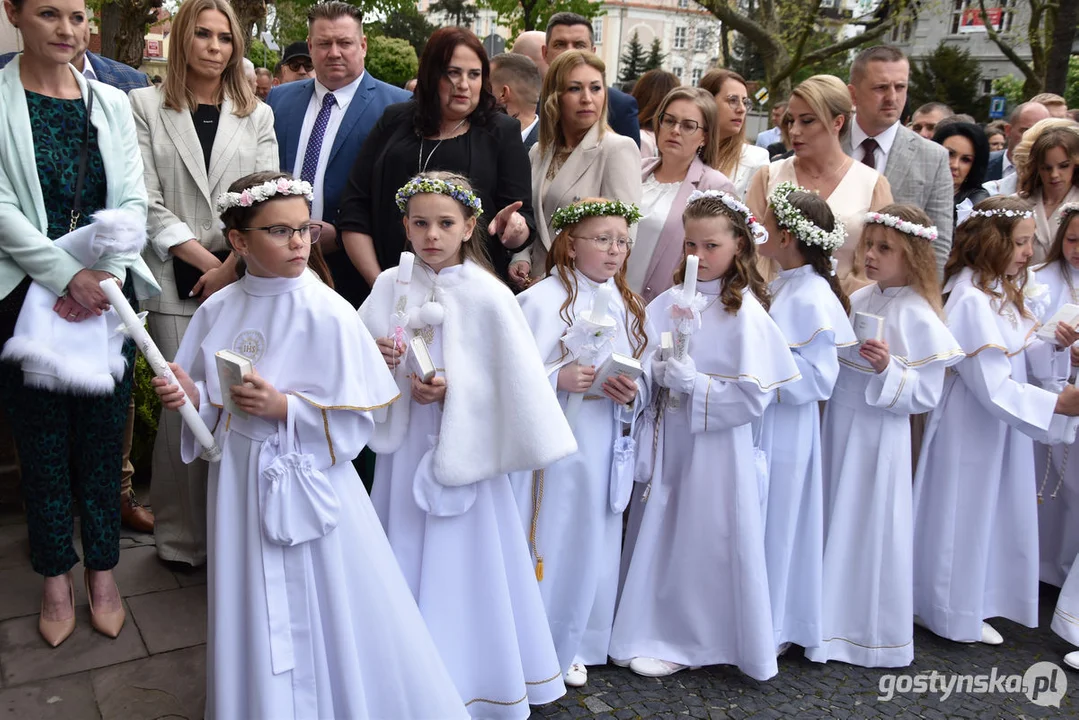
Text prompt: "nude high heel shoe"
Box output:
[[85, 570, 125, 638], [38, 573, 76, 648]]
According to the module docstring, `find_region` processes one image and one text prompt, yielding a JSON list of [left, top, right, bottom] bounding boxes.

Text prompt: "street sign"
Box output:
[[483, 34, 505, 58], [989, 95, 1006, 119], [754, 87, 769, 105]]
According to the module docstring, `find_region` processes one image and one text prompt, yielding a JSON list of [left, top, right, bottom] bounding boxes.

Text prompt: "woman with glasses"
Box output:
[[699, 69, 770, 198], [627, 87, 737, 302], [129, 0, 278, 568], [746, 75, 892, 290], [507, 50, 641, 287]]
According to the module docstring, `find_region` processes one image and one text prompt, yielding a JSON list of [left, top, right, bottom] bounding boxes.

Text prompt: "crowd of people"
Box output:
[[3, 0, 1079, 716]]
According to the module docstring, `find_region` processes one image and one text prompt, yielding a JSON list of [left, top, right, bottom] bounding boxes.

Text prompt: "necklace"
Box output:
[[866, 284, 904, 317], [418, 118, 468, 173], [798, 155, 851, 182]]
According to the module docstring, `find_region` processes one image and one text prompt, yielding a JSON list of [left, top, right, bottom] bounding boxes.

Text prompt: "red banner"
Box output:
[[959, 7, 1004, 32]]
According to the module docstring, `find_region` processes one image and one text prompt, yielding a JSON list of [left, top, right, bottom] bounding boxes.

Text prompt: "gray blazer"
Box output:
[[130, 87, 278, 315], [843, 124, 953, 274]]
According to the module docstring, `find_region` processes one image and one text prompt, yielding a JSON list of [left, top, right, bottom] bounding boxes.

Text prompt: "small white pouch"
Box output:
[[260, 406, 340, 546], [609, 408, 637, 513], [413, 435, 477, 517]]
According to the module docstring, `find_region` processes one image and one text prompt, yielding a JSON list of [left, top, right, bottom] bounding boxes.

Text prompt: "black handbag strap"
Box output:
[[69, 88, 94, 233]]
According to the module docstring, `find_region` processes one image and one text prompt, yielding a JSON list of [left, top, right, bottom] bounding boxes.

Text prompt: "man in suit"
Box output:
[[3, 27, 154, 535], [844, 45, 953, 273], [542, 12, 641, 147], [909, 102, 953, 139], [984, 101, 1051, 188], [491, 52, 541, 150], [267, 1, 409, 307]]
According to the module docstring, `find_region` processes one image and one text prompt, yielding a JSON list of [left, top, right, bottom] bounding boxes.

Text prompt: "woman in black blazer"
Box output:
[[337, 27, 535, 291]]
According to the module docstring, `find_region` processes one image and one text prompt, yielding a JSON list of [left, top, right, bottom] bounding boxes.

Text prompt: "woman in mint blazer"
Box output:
[[0, 0, 158, 648]]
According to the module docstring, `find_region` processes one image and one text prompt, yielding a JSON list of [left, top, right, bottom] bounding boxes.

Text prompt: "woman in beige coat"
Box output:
[[130, 0, 277, 567]]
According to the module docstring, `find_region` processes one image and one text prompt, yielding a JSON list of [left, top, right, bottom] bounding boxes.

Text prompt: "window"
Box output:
[[678, 0, 689, 7], [673, 65, 684, 80], [674, 26, 687, 49], [889, 21, 913, 43], [695, 29, 709, 52], [691, 67, 703, 85], [982, 78, 993, 94], [950, 0, 1014, 36], [594, 18, 602, 44]]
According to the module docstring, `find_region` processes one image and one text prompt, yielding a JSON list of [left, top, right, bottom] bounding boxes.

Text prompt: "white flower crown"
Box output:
[[686, 189, 768, 244], [967, 207, 1034, 222], [864, 211, 938, 242], [215, 177, 313, 215], [1059, 202, 1079, 224], [767, 181, 846, 253]]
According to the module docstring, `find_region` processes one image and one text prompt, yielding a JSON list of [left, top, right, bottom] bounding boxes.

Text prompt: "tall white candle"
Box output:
[[590, 284, 612, 323], [100, 280, 222, 462], [397, 251, 415, 285], [683, 254, 699, 303]]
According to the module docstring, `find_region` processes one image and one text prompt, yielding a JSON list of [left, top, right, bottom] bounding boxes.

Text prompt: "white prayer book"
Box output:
[[588, 352, 643, 395], [1037, 303, 1079, 342], [853, 312, 884, 343], [408, 336, 436, 383], [215, 350, 253, 420]]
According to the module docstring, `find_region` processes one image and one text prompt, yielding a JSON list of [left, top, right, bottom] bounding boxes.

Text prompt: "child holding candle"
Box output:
[[151, 172, 468, 719], [359, 172, 577, 719], [913, 196, 1079, 648], [755, 182, 856, 656], [609, 189, 799, 681], [808, 205, 962, 669], [515, 198, 650, 689]]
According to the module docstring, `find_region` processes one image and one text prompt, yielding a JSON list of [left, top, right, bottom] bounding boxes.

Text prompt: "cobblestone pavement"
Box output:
[[533, 586, 1075, 719]]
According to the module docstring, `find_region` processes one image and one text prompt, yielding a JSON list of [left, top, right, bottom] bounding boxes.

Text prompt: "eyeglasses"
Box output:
[[286, 59, 313, 73], [723, 95, 753, 111], [572, 234, 633, 252], [242, 224, 322, 245], [658, 113, 704, 134]]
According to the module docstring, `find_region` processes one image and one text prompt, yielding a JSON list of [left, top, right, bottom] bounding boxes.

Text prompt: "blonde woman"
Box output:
[[746, 74, 892, 289], [508, 50, 641, 286], [129, 0, 278, 567], [1013, 119, 1079, 263], [698, 69, 770, 198], [628, 87, 736, 302]]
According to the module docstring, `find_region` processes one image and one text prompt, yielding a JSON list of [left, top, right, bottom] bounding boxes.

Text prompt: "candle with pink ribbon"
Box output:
[[375, 252, 415, 423]]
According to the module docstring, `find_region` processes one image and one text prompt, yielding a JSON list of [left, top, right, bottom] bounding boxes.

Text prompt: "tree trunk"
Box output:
[[231, 0, 267, 44], [1045, 0, 1078, 93], [98, 0, 157, 67], [720, 24, 730, 67]]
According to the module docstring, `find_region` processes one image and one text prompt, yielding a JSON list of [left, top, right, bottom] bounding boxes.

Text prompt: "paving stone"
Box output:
[[126, 586, 206, 655], [112, 546, 180, 598], [171, 564, 207, 589], [0, 671, 99, 720], [0, 603, 146, 686], [91, 645, 204, 720]]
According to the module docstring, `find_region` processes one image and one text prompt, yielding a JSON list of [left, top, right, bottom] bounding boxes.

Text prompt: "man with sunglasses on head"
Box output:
[[267, 3, 409, 307]]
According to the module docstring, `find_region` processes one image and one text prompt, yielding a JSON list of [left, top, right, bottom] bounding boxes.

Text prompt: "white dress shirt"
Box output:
[[292, 73, 365, 222], [520, 115, 539, 142], [1002, 151, 1015, 177], [80, 56, 97, 82], [850, 119, 900, 170]]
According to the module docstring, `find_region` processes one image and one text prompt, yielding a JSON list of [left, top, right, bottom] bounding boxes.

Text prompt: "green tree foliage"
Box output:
[[365, 35, 419, 88], [247, 38, 280, 70], [269, 0, 420, 50], [1066, 56, 1079, 110], [991, 75, 1025, 109], [366, 6, 438, 59], [909, 42, 984, 118], [131, 355, 160, 476], [479, 0, 602, 36], [429, 0, 479, 27], [619, 31, 648, 84], [644, 38, 666, 72]]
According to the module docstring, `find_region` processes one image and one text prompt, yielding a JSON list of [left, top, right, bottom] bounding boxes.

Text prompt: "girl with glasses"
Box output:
[[698, 69, 770, 199]]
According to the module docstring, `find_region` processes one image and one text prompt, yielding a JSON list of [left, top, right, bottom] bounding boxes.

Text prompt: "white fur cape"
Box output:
[[359, 259, 578, 487], [1, 209, 146, 394]]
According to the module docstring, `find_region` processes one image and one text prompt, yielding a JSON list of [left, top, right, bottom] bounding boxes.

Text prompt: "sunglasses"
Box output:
[[286, 59, 313, 73]]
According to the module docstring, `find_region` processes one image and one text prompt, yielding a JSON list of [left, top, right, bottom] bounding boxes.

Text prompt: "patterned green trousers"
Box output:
[[0, 339, 135, 577]]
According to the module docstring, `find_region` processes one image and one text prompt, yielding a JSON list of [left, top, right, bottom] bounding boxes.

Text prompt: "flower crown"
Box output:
[[864, 211, 938, 242], [686, 189, 768, 244], [966, 207, 1034, 223], [395, 177, 483, 216], [551, 199, 642, 231], [215, 178, 313, 215], [1058, 202, 1079, 224], [767, 181, 846, 253]]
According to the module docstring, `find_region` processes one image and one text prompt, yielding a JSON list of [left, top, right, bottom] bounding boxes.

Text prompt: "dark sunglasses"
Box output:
[[287, 59, 313, 73]]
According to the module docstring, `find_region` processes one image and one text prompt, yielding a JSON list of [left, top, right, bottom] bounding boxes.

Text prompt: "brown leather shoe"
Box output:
[[120, 492, 154, 534]]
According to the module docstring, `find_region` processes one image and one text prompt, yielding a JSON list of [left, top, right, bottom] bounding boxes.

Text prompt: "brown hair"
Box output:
[[1034, 207, 1079, 280], [307, 0, 363, 26], [163, 0, 257, 117], [698, 69, 747, 179], [633, 69, 680, 129], [774, 191, 850, 313], [414, 27, 498, 137], [861, 204, 943, 316], [677, 195, 770, 314], [1015, 125, 1079, 198], [543, 203, 649, 360], [220, 171, 333, 287], [652, 87, 722, 170], [943, 196, 1034, 318], [849, 45, 906, 85], [400, 171, 495, 274], [538, 50, 609, 156]]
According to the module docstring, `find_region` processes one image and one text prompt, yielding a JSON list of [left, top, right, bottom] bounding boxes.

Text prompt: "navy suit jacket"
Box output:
[[267, 73, 410, 227], [0, 51, 149, 93], [985, 150, 1005, 182], [523, 120, 539, 150], [607, 86, 640, 148]]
